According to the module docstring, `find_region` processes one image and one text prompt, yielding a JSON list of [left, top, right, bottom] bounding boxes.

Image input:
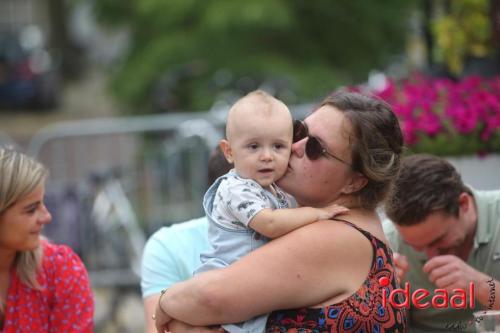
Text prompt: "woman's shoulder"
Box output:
[[42, 239, 80, 260], [289, 220, 374, 269], [276, 219, 374, 268], [292, 218, 372, 245], [40, 240, 91, 301], [37, 241, 94, 331], [41, 239, 88, 277]]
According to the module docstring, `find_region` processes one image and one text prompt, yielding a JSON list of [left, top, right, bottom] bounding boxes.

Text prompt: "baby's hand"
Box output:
[[317, 204, 349, 220]]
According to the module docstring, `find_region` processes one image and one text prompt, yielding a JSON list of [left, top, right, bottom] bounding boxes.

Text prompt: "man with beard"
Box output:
[[384, 154, 499, 332]]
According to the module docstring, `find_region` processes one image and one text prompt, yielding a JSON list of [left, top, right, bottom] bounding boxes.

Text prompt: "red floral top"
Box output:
[[1, 240, 94, 332], [266, 220, 408, 333]]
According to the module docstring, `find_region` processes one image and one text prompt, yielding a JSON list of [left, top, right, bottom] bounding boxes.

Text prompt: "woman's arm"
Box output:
[[168, 320, 224, 333], [160, 220, 372, 326], [144, 295, 160, 333], [142, 220, 209, 332]]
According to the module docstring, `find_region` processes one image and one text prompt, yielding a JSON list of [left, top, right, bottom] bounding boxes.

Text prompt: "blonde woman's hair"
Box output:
[[0, 147, 48, 290]]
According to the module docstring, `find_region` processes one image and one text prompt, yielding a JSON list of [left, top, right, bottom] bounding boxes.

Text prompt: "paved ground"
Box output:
[[0, 69, 120, 149]]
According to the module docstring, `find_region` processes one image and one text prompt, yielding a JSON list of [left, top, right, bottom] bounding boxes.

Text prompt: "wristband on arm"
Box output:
[[152, 289, 168, 321]]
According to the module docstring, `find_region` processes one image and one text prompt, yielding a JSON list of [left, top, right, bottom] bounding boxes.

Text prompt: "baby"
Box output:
[[196, 90, 346, 333]]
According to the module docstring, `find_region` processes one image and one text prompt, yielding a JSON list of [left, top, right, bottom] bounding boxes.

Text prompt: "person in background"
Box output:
[[141, 146, 233, 333], [384, 154, 500, 332], [0, 147, 94, 332], [154, 92, 407, 333]]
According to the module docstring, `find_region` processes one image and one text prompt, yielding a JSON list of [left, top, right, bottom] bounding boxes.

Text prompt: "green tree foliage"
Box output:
[[94, 0, 415, 113], [432, 0, 492, 75]]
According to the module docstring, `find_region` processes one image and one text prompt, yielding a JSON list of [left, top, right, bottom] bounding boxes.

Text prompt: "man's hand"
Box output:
[[423, 255, 482, 291], [393, 252, 409, 283], [421, 255, 499, 309]]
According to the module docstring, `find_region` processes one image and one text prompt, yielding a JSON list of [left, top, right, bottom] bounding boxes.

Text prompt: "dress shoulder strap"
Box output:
[[331, 217, 377, 243]]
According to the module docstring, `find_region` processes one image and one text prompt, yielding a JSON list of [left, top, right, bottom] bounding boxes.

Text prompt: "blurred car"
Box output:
[[0, 26, 60, 110]]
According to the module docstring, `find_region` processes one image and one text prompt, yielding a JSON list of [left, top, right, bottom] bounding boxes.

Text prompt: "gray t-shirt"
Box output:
[[196, 169, 295, 333], [211, 170, 291, 230], [197, 169, 293, 273]]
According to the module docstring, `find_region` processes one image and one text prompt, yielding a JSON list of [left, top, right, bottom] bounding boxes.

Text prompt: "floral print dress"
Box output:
[[1, 240, 93, 332]]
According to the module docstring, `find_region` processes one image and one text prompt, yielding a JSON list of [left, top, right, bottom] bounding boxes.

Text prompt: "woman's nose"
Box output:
[[39, 204, 52, 225], [291, 138, 306, 158]]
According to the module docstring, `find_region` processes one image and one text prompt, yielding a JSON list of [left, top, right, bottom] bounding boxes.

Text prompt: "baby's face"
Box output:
[[229, 111, 292, 188]]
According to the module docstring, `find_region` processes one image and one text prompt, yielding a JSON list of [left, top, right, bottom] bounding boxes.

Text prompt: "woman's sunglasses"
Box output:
[[293, 120, 351, 166]]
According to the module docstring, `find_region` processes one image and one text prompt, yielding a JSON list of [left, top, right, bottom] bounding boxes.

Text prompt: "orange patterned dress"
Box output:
[[266, 220, 408, 333]]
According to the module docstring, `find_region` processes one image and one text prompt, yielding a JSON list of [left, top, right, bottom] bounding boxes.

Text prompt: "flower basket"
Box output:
[[374, 74, 500, 156]]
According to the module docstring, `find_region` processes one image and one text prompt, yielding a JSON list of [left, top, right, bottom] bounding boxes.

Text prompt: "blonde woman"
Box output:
[[0, 147, 94, 332]]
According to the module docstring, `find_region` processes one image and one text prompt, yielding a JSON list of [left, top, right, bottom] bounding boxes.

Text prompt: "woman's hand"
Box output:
[[169, 320, 224, 333], [154, 300, 172, 333]]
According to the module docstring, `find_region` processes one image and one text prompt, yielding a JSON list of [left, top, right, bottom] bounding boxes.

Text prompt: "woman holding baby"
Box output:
[[155, 91, 407, 332]]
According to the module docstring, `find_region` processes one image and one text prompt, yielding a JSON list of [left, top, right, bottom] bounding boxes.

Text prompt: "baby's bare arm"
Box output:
[[249, 204, 348, 238]]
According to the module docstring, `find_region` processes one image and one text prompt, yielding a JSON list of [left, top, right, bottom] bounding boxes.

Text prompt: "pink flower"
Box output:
[[369, 73, 500, 155]]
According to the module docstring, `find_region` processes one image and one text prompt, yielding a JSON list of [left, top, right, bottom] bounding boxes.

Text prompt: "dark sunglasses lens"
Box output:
[[293, 120, 307, 143], [305, 136, 322, 160]]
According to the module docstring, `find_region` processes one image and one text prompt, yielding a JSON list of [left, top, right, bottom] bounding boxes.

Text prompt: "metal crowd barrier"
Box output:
[[26, 104, 312, 286]]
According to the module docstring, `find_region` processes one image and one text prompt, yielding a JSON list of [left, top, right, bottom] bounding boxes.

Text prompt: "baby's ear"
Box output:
[[219, 140, 234, 163]]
